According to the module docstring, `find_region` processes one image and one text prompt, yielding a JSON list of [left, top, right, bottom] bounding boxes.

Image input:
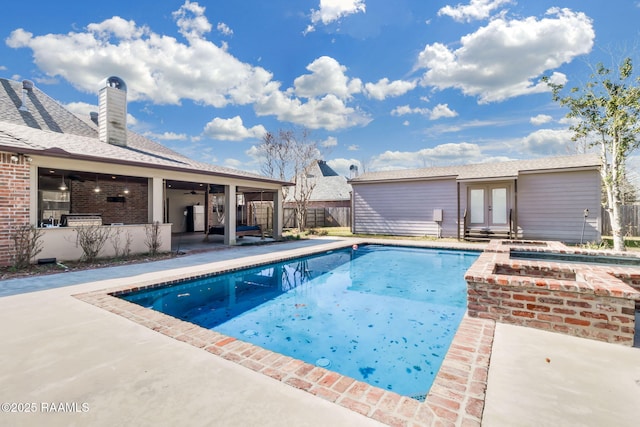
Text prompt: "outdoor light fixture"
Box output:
[[123, 178, 130, 194], [93, 175, 101, 193], [10, 153, 32, 163], [58, 175, 68, 191]]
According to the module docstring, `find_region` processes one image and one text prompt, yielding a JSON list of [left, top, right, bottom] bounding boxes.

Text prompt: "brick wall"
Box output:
[[0, 152, 31, 267], [466, 242, 640, 346], [467, 280, 636, 345], [70, 178, 148, 224]]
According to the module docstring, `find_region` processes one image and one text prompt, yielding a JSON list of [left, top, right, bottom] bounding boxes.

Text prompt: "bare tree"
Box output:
[[258, 128, 320, 231]]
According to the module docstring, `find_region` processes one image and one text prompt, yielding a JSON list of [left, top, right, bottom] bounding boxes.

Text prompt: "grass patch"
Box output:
[[294, 227, 480, 245], [601, 236, 640, 250]]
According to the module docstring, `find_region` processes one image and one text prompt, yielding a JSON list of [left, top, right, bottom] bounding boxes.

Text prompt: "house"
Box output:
[[284, 160, 352, 228], [0, 76, 291, 267], [348, 154, 602, 243]]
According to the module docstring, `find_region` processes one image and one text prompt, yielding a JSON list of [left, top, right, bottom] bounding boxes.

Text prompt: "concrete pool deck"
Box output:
[[1, 237, 639, 426]]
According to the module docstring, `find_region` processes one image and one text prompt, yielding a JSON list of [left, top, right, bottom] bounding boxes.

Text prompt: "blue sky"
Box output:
[[1, 0, 639, 177]]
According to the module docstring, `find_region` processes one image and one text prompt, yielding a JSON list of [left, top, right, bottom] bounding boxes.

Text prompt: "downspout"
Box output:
[[457, 181, 460, 241], [350, 189, 354, 234], [514, 179, 518, 239]]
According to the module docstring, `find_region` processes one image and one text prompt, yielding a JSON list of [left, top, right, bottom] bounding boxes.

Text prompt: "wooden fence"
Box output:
[[284, 207, 351, 229], [601, 205, 640, 236]]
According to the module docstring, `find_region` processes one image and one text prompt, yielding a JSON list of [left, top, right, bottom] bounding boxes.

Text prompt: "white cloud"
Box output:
[[293, 56, 362, 100], [391, 103, 457, 120], [255, 91, 371, 130], [5, 2, 371, 133], [372, 142, 485, 170], [5, 7, 273, 107], [521, 128, 574, 155], [86, 16, 149, 40], [530, 114, 553, 125], [172, 0, 212, 39], [0, 65, 7, 71], [417, 8, 594, 103], [327, 158, 361, 177], [438, 0, 513, 23], [429, 103, 458, 120], [217, 22, 233, 36], [391, 105, 429, 116], [64, 101, 97, 119], [202, 116, 266, 141], [348, 144, 360, 151], [143, 131, 188, 141], [364, 78, 416, 100], [321, 136, 338, 148], [309, 0, 366, 28]]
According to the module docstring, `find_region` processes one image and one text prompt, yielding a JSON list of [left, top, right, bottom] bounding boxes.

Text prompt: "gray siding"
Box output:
[[353, 179, 458, 237], [517, 170, 601, 243]]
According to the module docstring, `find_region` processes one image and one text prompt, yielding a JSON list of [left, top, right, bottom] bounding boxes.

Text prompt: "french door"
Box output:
[[468, 184, 510, 228]]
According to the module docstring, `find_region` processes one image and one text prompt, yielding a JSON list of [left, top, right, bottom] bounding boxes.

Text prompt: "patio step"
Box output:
[[464, 228, 512, 241]]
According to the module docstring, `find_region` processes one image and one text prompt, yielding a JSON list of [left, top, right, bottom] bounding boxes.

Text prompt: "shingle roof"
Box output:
[[284, 160, 351, 202], [349, 154, 601, 183], [0, 78, 98, 138], [0, 77, 286, 184]]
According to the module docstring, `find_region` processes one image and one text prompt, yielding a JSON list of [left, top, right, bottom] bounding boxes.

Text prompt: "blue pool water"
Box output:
[[120, 245, 478, 398]]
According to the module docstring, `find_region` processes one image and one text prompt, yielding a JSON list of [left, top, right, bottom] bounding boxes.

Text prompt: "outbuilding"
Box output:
[[348, 154, 601, 243]]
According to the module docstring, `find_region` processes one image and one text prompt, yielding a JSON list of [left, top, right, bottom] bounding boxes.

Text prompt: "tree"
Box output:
[[544, 58, 640, 251], [258, 128, 320, 231]]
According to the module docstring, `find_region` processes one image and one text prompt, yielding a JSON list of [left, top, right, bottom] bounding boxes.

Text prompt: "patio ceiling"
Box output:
[[38, 168, 277, 195]]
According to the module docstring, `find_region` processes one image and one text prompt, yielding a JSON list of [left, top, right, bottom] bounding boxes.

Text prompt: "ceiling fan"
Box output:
[[184, 189, 202, 195]]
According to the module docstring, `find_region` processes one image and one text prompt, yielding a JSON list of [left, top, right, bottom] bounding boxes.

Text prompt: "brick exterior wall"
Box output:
[[0, 152, 31, 267], [465, 240, 640, 346], [70, 178, 148, 225]]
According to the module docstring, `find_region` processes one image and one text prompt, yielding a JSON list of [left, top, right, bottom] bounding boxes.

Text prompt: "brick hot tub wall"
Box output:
[[465, 240, 640, 346]]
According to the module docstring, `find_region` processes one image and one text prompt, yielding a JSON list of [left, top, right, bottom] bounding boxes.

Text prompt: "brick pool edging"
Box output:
[[74, 241, 495, 426]]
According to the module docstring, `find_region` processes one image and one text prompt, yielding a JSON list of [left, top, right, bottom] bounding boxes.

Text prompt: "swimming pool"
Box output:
[[120, 244, 478, 399]]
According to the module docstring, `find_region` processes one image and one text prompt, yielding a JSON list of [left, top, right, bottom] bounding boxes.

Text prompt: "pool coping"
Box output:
[[74, 240, 494, 426]]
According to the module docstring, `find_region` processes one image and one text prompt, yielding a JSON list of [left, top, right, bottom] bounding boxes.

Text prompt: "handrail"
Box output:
[[508, 208, 513, 239], [463, 209, 468, 237]]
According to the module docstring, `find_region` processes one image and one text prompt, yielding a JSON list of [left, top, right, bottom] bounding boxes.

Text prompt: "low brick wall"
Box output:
[[465, 240, 640, 346]]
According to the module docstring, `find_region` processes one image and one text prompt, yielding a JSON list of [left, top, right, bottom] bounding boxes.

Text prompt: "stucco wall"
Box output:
[[37, 223, 172, 262]]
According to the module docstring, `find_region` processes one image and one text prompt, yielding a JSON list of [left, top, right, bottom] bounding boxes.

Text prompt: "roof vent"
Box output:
[[18, 79, 34, 112]]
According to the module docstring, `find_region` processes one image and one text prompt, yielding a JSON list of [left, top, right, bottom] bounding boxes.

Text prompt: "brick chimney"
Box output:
[[98, 76, 127, 146]]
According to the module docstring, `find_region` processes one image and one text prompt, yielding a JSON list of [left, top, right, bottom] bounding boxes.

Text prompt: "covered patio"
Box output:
[[35, 164, 285, 262]]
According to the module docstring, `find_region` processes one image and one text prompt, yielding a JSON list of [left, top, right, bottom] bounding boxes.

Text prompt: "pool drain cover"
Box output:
[[316, 358, 331, 368]]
